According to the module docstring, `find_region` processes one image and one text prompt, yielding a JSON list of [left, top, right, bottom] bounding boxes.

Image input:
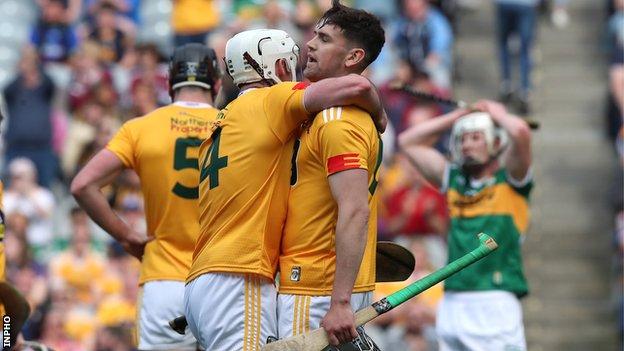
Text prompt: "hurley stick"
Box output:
[[390, 83, 540, 130], [262, 232, 498, 351]]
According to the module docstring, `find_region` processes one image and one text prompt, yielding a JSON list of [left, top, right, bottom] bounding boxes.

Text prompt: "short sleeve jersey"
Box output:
[[107, 103, 219, 284], [444, 165, 533, 296], [187, 82, 309, 282], [279, 106, 382, 295]]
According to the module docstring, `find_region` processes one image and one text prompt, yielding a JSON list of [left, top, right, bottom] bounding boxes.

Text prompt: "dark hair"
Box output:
[[318, 0, 385, 69], [98, 1, 119, 12], [48, 0, 69, 8]]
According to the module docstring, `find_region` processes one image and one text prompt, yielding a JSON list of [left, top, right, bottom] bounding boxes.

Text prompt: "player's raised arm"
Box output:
[[398, 108, 468, 187], [71, 149, 152, 259], [304, 74, 387, 132]]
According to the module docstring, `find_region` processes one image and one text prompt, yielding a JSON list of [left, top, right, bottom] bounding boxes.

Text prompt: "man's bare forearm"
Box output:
[[72, 184, 131, 241], [398, 108, 467, 148], [332, 203, 369, 303]]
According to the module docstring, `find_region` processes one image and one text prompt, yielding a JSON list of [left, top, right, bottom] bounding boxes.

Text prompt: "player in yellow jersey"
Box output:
[[71, 43, 221, 350], [277, 2, 386, 348], [0, 113, 31, 350], [183, 28, 387, 351]]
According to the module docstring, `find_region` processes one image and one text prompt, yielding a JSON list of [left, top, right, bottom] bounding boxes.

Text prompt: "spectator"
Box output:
[[171, 0, 221, 46], [92, 78, 122, 120], [93, 325, 135, 351], [3, 47, 58, 188], [68, 40, 112, 112], [49, 207, 106, 305], [249, 0, 303, 46], [5, 212, 49, 341], [129, 43, 169, 107], [394, 0, 454, 89], [127, 81, 159, 119], [88, 1, 133, 65], [380, 155, 448, 239], [495, 0, 539, 115], [30, 0, 79, 64], [3, 159, 56, 259], [62, 100, 106, 179], [39, 307, 83, 351], [84, 0, 140, 34]]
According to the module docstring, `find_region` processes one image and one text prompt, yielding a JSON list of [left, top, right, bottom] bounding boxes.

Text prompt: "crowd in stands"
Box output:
[[0, 0, 615, 350]]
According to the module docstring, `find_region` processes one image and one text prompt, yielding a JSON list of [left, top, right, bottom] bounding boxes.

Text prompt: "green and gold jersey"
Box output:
[[443, 165, 532, 296]]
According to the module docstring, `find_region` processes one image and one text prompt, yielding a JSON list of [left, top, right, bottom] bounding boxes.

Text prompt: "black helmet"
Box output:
[[168, 43, 221, 99]]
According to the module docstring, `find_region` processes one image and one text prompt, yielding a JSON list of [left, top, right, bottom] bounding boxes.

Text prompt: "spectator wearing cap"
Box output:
[[3, 48, 58, 188], [393, 0, 454, 89], [30, 0, 78, 64]]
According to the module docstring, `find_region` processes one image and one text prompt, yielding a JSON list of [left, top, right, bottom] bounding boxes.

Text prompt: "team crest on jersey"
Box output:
[[493, 271, 503, 285], [290, 266, 301, 282]]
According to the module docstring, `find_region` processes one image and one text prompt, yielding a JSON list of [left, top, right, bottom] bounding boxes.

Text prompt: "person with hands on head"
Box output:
[[398, 99, 532, 351], [71, 43, 222, 350]]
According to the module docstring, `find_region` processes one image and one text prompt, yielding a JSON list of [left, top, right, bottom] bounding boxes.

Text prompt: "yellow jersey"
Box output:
[[279, 106, 382, 295], [107, 102, 219, 284], [187, 82, 309, 282]]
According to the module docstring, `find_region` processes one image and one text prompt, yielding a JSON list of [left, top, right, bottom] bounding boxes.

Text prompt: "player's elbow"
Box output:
[[397, 131, 410, 149], [70, 175, 88, 199], [398, 130, 424, 150], [509, 122, 531, 144]]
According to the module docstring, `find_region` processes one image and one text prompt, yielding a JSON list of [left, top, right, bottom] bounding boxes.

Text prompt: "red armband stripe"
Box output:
[[327, 153, 363, 174], [292, 82, 310, 90]]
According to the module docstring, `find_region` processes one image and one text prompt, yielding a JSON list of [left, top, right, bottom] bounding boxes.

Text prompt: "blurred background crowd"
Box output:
[[0, 0, 620, 350]]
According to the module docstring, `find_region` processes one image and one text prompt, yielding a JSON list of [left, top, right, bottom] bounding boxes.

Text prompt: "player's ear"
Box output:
[[344, 48, 365, 69], [275, 58, 292, 82]]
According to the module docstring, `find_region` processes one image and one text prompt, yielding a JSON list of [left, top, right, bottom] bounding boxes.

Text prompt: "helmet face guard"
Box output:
[[225, 29, 299, 87], [169, 43, 221, 99], [449, 112, 506, 167]]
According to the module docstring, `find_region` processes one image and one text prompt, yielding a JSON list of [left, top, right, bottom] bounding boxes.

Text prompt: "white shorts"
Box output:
[[184, 273, 278, 351], [276, 292, 372, 338], [136, 280, 198, 350], [436, 291, 527, 351]]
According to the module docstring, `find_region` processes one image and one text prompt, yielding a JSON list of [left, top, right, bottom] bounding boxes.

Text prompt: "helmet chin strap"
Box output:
[[243, 51, 277, 86]]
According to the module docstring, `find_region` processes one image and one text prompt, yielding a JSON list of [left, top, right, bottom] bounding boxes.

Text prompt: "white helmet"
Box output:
[[224, 29, 299, 86], [449, 112, 506, 166]]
